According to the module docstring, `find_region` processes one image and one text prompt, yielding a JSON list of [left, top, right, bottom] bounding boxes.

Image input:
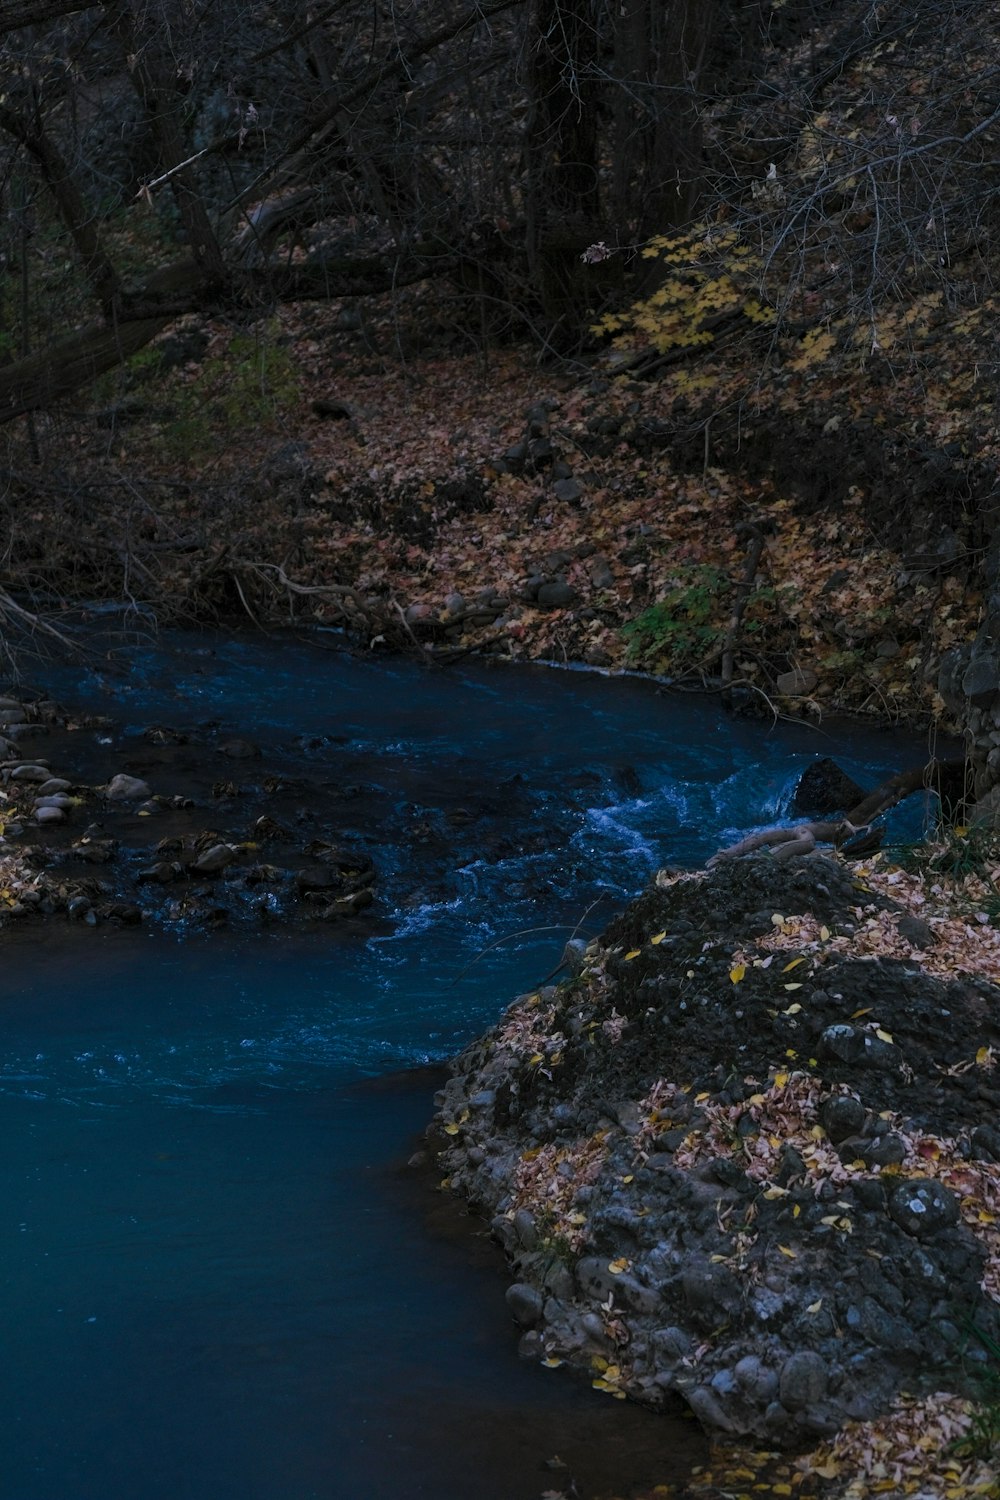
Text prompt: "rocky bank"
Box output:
[[432, 849, 1000, 1463]]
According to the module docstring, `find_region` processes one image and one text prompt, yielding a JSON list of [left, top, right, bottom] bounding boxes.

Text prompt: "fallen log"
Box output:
[[708, 757, 967, 866]]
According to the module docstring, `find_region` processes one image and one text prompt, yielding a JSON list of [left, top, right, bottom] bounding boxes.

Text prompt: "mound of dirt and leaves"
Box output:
[[434, 846, 1000, 1498]]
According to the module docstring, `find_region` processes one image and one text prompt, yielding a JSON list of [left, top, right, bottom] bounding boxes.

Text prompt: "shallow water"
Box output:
[[1, 633, 930, 1498]]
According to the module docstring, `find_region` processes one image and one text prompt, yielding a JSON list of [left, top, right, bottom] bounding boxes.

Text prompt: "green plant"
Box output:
[[952, 1322, 1000, 1474], [622, 564, 729, 670]]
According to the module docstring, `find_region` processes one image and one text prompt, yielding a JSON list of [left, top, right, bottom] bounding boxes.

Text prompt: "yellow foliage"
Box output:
[[592, 226, 771, 355]]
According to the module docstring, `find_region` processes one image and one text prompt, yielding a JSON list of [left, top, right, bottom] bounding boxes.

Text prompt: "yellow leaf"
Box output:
[[773, 1486, 793, 1497], [625, 949, 641, 961], [778, 1245, 796, 1259], [763, 1186, 789, 1199], [542, 1356, 564, 1367], [819, 926, 830, 941], [773, 1071, 789, 1087], [771, 913, 785, 926], [748, 1093, 766, 1106], [875, 1029, 893, 1043], [651, 931, 667, 944], [729, 963, 746, 984], [851, 1007, 872, 1018], [686, 969, 695, 979], [608, 1257, 630, 1274], [783, 983, 803, 992], [591, 1355, 609, 1371], [806, 1299, 823, 1313], [695, 1091, 710, 1103], [782, 957, 806, 972], [529, 1053, 544, 1066], [792, 1203, 801, 1218], [622, 1174, 634, 1184], [977, 1046, 992, 1064], [443, 1122, 460, 1135]]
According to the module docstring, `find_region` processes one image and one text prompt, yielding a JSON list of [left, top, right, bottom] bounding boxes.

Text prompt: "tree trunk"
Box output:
[[523, 0, 602, 336]]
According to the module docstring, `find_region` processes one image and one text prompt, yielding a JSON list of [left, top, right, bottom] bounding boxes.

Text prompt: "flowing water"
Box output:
[[1, 632, 929, 1499]]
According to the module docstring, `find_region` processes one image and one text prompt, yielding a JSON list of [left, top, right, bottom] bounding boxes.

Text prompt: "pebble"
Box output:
[[37, 778, 72, 795], [35, 806, 65, 824]]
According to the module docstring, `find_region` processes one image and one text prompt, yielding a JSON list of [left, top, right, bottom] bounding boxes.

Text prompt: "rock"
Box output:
[[106, 774, 152, 800], [0, 707, 27, 725], [505, 1282, 544, 1327], [963, 655, 1000, 705], [35, 805, 65, 825], [792, 757, 866, 817], [218, 738, 261, 759], [192, 843, 236, 875], [37, 778, 72, 795], [819, 1093, 866, 1144], [552, 478, 583, 503], [326, 889, 373, 917], [589, 557, 615, 590], [818, 1024, 865, 1064], [688, 1384, 737, 1433], [67, 896, 92, 920], [536, 577, 579, 609], [734, 1355, 778, 1404], [886, 1178, 960, 1238], [562, 937, 588, 974], [897, 914, 934, 948], [778, 1351, 828, 1411], [404, 603, 438, 625], [971, 1124, 1000, 1161], [513, 1208, 540, 1250], [776, 668, 819, 697], [444, 592, 466, 616], [10, 764, 51, 782]]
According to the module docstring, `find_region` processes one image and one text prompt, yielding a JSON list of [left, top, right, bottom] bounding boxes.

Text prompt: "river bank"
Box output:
[[431, 840, 1000, 1498]]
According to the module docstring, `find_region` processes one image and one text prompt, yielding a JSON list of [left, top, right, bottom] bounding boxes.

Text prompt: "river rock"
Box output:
[[505, 1283, 544, 1327], [792, 757, 866, 816], [536, 577, 579, 609], [106, 774, 152, 800], [192, 843, 236, 875], [37, 777, 72, 795], [779, 1351, 828, 1411], [219, 738, 261, 759], [776, 668, 818, 696], [0, 707, 27, 725], [10, 764, 51, 782], [35, 805, 65, 824]]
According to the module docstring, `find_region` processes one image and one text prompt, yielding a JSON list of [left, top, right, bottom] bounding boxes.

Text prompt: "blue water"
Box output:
[[1, 633, 929, 1498]]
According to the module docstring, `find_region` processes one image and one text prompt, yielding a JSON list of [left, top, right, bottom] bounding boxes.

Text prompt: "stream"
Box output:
[[0, 631, 930, 1499]]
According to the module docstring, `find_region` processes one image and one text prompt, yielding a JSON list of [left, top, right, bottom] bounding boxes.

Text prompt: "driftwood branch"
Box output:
[[707, 758, 968, 866]]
